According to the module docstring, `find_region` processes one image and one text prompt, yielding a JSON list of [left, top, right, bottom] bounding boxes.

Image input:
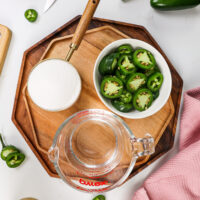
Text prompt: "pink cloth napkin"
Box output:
[[133, 87, 200, 200]]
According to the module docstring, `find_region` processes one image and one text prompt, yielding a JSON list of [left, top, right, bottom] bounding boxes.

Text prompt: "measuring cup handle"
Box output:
[[131, 134, 155, 158], [72, 0, 100, 48], [66, 0, 100, 61]]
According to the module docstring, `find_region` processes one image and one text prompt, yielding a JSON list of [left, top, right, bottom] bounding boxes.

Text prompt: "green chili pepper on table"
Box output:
[[6, 152, 25, 168], [0, 134, 19, 161], [150, 0, 200, 11], [0, 134, 25, 168], [25, 9, 38, 22], [93, 195, 106, 200]]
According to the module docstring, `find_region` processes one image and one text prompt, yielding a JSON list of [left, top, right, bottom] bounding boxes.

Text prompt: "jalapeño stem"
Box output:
[[0, 134, 6, 148]]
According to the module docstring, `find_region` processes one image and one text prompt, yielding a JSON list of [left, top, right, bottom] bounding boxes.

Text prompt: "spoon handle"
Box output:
[[66, 0, 100, 61]]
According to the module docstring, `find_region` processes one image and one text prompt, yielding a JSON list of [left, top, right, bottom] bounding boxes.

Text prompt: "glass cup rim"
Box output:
[[51, 109, 136, 151]]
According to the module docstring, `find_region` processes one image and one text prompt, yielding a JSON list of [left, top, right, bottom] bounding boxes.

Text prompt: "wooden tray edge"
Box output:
[[40, 25, 130, 61], [135, 96, 175, 166]]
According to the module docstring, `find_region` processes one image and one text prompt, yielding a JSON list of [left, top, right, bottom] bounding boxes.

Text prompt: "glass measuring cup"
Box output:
[[48, 109, 155, 193]]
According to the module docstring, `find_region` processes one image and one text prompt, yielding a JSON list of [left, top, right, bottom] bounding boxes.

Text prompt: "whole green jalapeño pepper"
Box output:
[[118, 54, 137, 75], [0, 134, 19, 161], [24, 9, 38, 22], [133, 88, 153, 111], [99, 53, 119, 76], [117, 44, 133, 54], [133, 49, 156, 70], [126, 73, 147, 93], [147, 72, 163, 92], [151, 0, 200, 11], [6, 152, 25, 168], [111, 99, 133, 113], [100, 76, 123, 99]]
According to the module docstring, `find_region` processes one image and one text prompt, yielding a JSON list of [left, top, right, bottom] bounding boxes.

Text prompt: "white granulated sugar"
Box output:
[[27, 59, 81, 111]]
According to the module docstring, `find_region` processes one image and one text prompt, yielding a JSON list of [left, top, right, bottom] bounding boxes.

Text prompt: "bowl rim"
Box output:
[[93, 38, 172, 119]]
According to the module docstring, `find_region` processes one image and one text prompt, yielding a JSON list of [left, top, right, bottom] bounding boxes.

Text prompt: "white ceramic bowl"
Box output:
[[93, 39, 172, 119]]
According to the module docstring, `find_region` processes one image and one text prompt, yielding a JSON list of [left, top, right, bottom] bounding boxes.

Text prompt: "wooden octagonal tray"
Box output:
[[12, 16, 183, 181]]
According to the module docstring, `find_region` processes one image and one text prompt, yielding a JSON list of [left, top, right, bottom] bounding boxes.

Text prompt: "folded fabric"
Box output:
[[133, 87, 200, 200]]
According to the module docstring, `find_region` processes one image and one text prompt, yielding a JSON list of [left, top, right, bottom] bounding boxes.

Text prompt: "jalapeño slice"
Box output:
[[100, 76, 123, 99], [115, 70, 127, 84], [93, 195, 106, 200], [119, 90, 133, 104], [133, 49, 156, 70], [6, 152, 25, 168], [24, 9, 38, 22], [147, 72, 163, 92], [126, 73, 147, 93], [133, 88, 153, 111], [0, 134, 19, 161], [1, 146, 19, 161], [99, 53, 119, 76], [118, 54, 137, 75], [143, 64, 161, 77], [111, 99, 133, 113], [117, 44, 133, 54]]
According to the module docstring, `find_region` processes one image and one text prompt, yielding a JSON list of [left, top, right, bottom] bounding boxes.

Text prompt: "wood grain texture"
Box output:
[[0, 24, 11, 74], [12, 16, 183, 181], [71, 0, 100, 48]]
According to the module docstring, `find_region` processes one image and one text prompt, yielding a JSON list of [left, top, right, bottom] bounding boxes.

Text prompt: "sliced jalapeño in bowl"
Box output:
[[98, 44, 164, 113], [100, 76, 123, 99], [117, 44, 133, 54], [133, 49, 156, 70], [111, 99, 133, 113], [118, 54, 137, 75], [147, 72, 164, 92], [126, 73, 147, 93], [99, 53, 119, 76], [115, 69, 127, 84], [119, 90, 133, 104], [133, 88, 153, 111]]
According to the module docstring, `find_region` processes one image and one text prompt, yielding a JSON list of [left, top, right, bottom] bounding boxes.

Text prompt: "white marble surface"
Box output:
[[0, 0, 199, 199]]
